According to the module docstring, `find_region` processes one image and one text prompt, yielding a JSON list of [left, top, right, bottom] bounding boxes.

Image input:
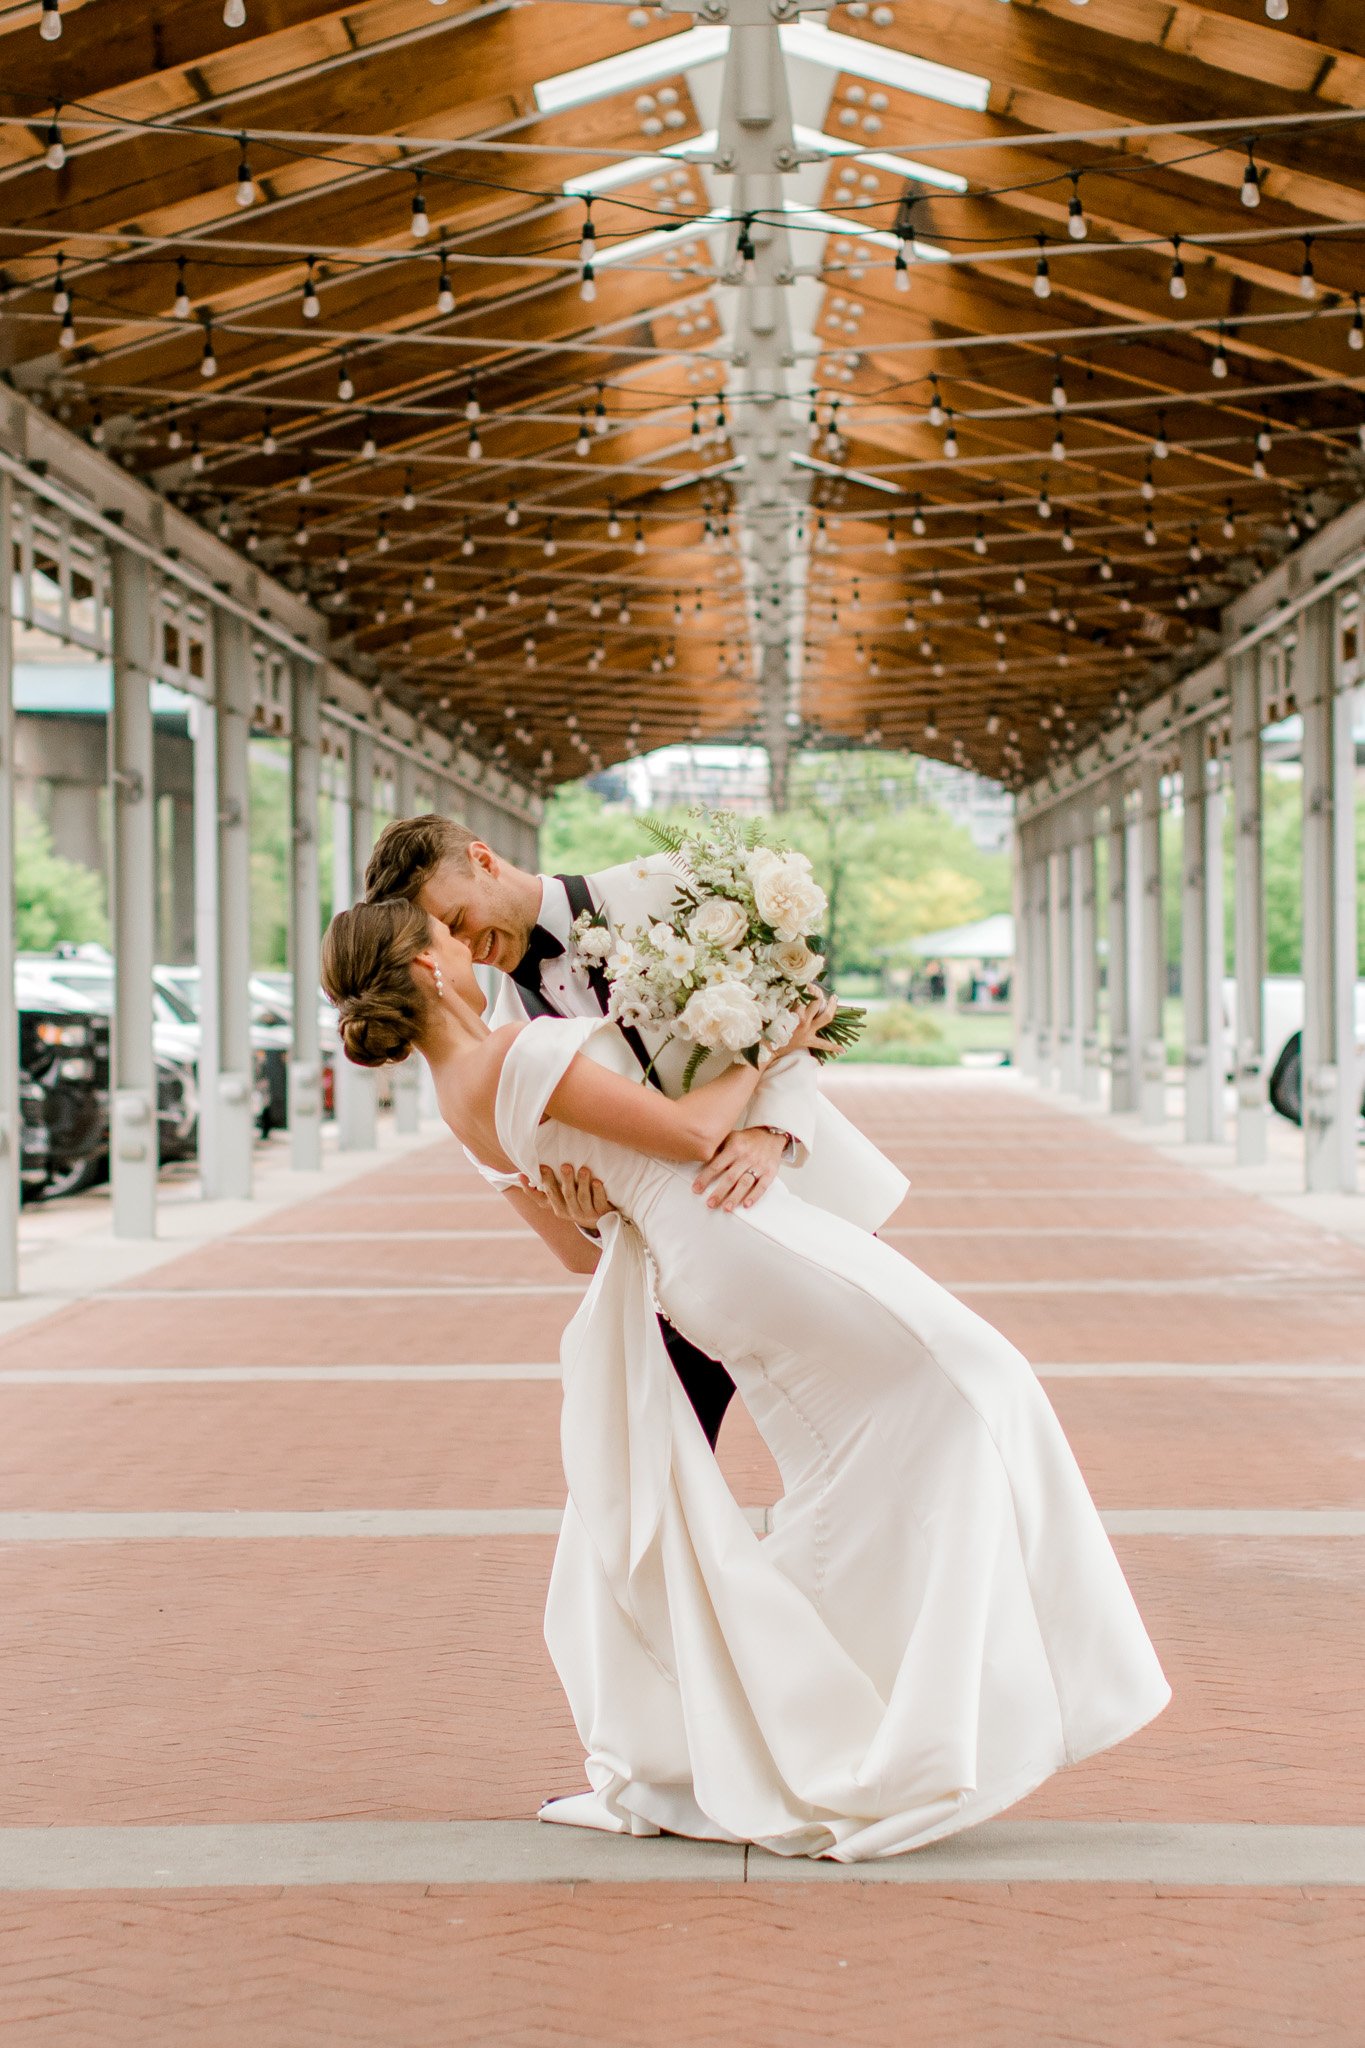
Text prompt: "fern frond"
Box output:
[[680, 1045, 709, 1094], [639, 815, 687, 854]]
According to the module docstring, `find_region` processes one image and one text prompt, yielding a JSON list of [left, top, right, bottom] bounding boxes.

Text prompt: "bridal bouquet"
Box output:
[[572, 809, 864, 1086]]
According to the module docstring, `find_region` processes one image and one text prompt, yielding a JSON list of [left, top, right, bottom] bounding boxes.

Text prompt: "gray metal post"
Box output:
[[207, 610, 254, 1199], [1230, 649, 1267, 1163], [1074, 796, 1102, 1102], [335, 728, 377, 1150], [0, 476, 19, 1293], [1137, 758, 1167, 1125], [1179, 722, 1220, 1144], [1052, 817, 1080, 1094], [109, 546, 158, 1237], [1300, 593, 1359, 1193], [1035, 819, 1055, 1083], [288, 663, 323, 1170], [1012, 819, 1035, 1075], [1206, 749, 1227, 1148], [389, 749, 421, 1133], [1106, 773, 1133, 1113]]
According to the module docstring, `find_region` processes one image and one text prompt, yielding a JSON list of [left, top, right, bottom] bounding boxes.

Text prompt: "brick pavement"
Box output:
[[2, 1071, 1364, 2045]]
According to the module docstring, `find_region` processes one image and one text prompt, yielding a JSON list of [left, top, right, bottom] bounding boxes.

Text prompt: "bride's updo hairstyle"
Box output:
[[322, 897, 434, 1069]]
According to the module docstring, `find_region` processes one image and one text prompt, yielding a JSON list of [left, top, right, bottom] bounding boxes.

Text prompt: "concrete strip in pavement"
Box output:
[[2, 1819, 1363, 1891], [2, 1360, 1362, 1385]]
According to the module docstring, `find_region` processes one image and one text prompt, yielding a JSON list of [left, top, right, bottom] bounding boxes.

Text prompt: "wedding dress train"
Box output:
[[495, 1016, 1171, 1861]]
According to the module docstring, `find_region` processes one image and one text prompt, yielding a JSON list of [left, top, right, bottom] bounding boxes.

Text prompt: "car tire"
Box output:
[[40, 1152, 109, 1200], [1268, 1031, 1303, 1126]]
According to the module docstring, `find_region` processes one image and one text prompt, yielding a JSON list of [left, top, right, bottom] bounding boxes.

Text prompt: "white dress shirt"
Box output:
[[533, 875, 602, 1021]]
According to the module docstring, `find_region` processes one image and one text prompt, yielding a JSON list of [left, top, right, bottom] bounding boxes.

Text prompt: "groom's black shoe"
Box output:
[[658, 1319, 736, 1449]]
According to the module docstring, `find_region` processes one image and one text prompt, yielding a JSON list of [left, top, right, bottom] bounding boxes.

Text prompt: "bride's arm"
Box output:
[[544, 997, 838, 1166]]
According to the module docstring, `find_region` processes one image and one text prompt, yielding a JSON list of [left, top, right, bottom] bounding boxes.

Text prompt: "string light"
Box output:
[[224, 0, 247, 24], [894, 243, 910, 292], [235, 137, 256, 208], [45, 107, 65, 171], [1037, 480, 1052, 520], [51, 256, 69, 316], [1241, 143, 1261, 208], [437, 249, 455, 315], [580, 201, 596, 299], [505, 499, 519, 526], [173, 258, 191, 319], [943, 410, 959, 459], [261, 414, 276, 455], [1264, 0, 1287, 19], [1033, 238, 1051, 300], [595, 386, 608, 434], [1222, 500, 1237, 540], [911, 498, 926, 536], [1051, 361, 1067, 410], [402, 472, 417, 511], [634, 514, 646, 555], [1153, 411, 1170, 459], [606, 501, 622, 539], [927, 375, 944, 428], [467, 422, 482, 459], [301, 260, 320, 319], [410, 170, 429, 240], [1351, 297, 1364, 352], [200, 314, 217, 378], [1051, 414, 1067, 461], [167, 415, 183, 451], [1211, 325, 1228, 378], [39, 0, 61, 39], [361, 416, 377, 460], [1067, 171, 1087, 241], [1168, 236, 1187, 300], [376, 516, 390, 553], [1298, 237, 1316, 298], [575, 410, 590, 456]]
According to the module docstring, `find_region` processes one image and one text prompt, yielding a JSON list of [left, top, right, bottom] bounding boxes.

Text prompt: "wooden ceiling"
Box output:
[[1, 0, 1362, 791]]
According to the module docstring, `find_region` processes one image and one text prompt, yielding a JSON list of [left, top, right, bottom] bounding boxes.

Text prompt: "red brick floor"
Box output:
[[3, 1072, 1365, 2044]]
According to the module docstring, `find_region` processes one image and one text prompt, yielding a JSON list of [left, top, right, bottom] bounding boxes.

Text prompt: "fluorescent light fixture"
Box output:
[[535, 27, 729, 113], [779, 22, 989, 111], [782, 201, 951, 260], [593, 212, 727, 269], [792, 451, 899, 494], [564, 131, 718, 199], [792, 123, 968, 194]]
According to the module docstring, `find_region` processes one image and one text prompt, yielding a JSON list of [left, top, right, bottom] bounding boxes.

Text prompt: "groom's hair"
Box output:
[[364, 813, 481, 904]]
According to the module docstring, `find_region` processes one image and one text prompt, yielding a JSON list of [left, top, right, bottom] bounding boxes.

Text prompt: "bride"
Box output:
[[323, 896, 1171, 1862]]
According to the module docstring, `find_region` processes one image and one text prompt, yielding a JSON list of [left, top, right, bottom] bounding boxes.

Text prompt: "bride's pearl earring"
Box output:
[[434, 966, 445, 997]]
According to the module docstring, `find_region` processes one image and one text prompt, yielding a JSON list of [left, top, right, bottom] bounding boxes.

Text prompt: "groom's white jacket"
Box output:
[[484, 854, 908, 1236]]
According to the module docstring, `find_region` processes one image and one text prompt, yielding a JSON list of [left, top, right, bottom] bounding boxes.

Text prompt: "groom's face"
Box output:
[[415, 843, 536, 975]]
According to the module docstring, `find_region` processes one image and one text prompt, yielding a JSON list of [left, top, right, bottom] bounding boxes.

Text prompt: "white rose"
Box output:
[[752, 855, 827, 941], [771, 938, 825, 984], [679, 980, 764, 1054], [576, 925, 613, 962], [687, 897, 750, 951]]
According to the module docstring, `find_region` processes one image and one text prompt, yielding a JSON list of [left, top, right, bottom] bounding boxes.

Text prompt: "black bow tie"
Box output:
[[511, 922, 566, 998]]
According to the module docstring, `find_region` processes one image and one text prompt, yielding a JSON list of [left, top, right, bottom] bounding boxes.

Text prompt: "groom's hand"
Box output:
[[538, 1164, 614, 1233], [693, 1126, 788, 1213]]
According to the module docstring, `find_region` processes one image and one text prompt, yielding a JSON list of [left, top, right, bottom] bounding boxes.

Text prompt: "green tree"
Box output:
[[539, 781, 657, 873], [13, 805, 108, 951]]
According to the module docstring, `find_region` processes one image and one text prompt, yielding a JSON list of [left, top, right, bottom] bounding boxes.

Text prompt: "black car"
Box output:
[[15, 983, 108, 1199]]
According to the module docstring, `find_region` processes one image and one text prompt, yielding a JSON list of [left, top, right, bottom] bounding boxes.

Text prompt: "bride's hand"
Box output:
[[782, 991, 840, 1059]]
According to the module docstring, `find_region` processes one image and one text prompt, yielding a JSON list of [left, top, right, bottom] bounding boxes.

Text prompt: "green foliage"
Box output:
[[14, 804, 108, 951], [248, 740, 334, 969], [839, 1003, 956, 1066], [539, 782, 658, 873]]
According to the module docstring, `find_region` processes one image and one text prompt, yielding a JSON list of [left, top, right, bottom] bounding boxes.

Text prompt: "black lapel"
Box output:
[[556, 871, 663, 1092]]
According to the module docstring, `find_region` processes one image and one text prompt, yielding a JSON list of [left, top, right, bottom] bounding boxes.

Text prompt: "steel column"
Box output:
[[1229, 649, 1268, 1163], [334, 729, 377, 1150], [0, 476, 19, 1293], [1012, 819, 1036, 1075], [108, 547, 158, 1237], [1137, 759, 1167, 1125], [205, 610, 254, 1199], [1179, 722, 1222, 1144], [1300, 594, 1359, 1193], [288, 663, 323, 1171], [1052, 816, 1080, 1094], [1035, 821, 1055, 1082], [1074, 796, 1102, 1102], [1106, 773, 1134, 1113]]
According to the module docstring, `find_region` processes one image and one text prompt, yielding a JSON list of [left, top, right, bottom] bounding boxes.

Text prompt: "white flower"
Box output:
[[751, 853, 827, 941], [606, 939, 636, 976], [629, 858, 653, 883], [687, 897, 749, 951], [660, 933, 696, 975], [576, 925, 614, 963], [680, 980, 764, 1054], [771, 937, 825, 985]]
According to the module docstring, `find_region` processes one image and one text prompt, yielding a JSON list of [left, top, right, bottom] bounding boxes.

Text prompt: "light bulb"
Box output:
[[45, 120, 65, 171], [1241, 152, 1261, 208], [1034, 253, 1051, 299], [39, 0, 62, 40], [168, 419, 183, 450], [1351, 303, 1365, 351], [437, 272, 454, 314], [1299, 243, 1316, 298], [338, 366, 354, 401], [223, 0, 246, 24], [235, 144, 255, 208], [467, 430, 482, 459], [580, 263, 596, 301], [410, 180, 429, 239], [1265, 0, 1287, 18], [173, 275, 190, 320], [894, 247, 909, 292], [301, 269, 320, 318]]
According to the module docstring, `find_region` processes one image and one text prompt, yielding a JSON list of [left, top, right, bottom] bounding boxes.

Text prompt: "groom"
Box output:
[[364, 814, 907, 1445]]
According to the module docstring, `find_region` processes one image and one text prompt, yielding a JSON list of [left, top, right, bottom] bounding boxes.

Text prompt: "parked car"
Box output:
[[159, 965, 337, 1124], [155, 967, 292, 1133], [1219, 976, 1365, 1128], [13, 975, 106, 1199]]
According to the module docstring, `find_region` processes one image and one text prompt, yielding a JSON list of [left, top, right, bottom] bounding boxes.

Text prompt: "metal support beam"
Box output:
[[335, 730, 378, 1151], [1012, 819, 1036, 1076], [1179, 722, 1223, 1145], [203, 611, 254, 1200], [288, 662, 323, 1172], [1105, 773, 1134, 1114], [1137, 760, 1167, 1126], [0, 476, 19, 1294], [1034, 826, 1055, 1083], [1230, 651, 1268, 1165], [108, 548, 158, 1238], [1051, 821, 1080, 1094], [1074, 797, 1102, 1103], [389, 748, 421, 1135], [1299, 593, 1359, 1194]]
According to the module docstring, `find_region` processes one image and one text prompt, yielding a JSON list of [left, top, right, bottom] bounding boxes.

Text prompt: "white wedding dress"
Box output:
[[496, 1015, 1171, 1861]]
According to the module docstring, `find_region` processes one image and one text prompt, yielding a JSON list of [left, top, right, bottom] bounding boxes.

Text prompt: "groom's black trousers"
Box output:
[[658, 1318, 737, 1450]]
